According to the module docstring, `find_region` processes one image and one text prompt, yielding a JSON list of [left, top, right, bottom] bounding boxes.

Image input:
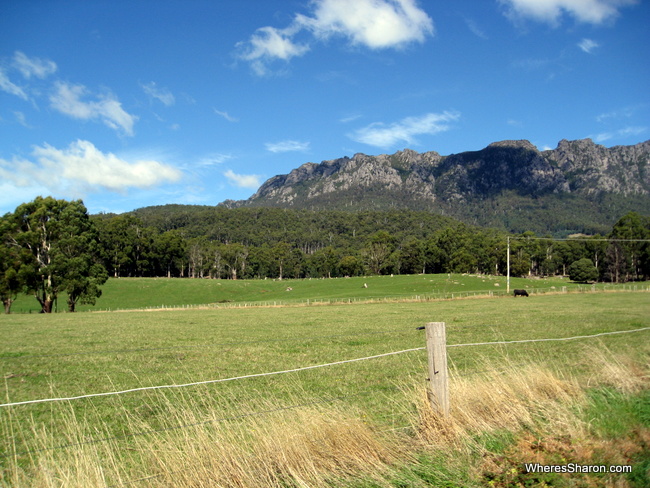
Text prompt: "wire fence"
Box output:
[[8, 282, 648, 315], [2, 326, 647, 409], [69, 282, 650, 313], [1, 322, 648, 487], [0, 389, 385, 460]]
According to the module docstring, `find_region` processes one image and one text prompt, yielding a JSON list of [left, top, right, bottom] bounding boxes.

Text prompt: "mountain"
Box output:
[[221, 139, 650, 236]]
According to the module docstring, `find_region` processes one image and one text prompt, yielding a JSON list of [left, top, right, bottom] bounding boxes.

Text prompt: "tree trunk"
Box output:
[[41, 299, 54, 313], [3, 298, 12, 314], [35, 288, 55, 313]]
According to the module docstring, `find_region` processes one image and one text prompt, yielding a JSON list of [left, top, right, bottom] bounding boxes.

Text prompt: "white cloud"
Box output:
[[0, 181, 51, 213], [0, 68, 28, 100], [464, 18, 488, 39], [265, 140, 311, 153], [298, 0, 434, 49], [578, 38, 600, 53], [14, 111, 32, 128], [12, 51, 57, 79], [50, 81, 137, 136], [0, 140, 182, 195], [592, 126, 647, 142], [499, 0, 638, 25], [224, 170, 262, 189], [214, 109, 239, 122], [349, 111, 460, 148], [237, 0, 433, 75], [141, 81, 175, 106], [340, 113, 362, 123], [616, 126, 646, 137], [195, 153, 233, 167], [596, 106, 638, 122], [236, 26, 310, 76]]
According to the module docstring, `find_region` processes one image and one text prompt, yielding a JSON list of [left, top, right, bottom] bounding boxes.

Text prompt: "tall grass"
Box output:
[[2, 346, 647, 487], [408, 346, 649, 487], [2, 290, 648, 486]]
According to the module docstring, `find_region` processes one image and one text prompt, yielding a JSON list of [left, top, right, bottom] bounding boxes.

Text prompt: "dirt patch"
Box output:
[[480, 428, 649, 487]]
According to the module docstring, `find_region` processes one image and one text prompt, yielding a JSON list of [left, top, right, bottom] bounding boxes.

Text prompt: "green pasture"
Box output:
[[7, 273, 649, 313], [1, 290, 648, 472]]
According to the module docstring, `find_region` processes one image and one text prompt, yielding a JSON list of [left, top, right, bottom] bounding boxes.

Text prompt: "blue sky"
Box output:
[[1, 0, 648, 215]]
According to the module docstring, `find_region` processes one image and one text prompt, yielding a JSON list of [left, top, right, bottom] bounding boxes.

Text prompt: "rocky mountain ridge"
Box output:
[[221, 138, 650, 235]]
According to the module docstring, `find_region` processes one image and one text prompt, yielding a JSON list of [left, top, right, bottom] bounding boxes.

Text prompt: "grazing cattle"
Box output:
[[513, 289, 529, 297]]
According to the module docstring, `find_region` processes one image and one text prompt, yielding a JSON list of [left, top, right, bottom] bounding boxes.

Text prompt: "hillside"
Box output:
[[221, 139, 650, 235]]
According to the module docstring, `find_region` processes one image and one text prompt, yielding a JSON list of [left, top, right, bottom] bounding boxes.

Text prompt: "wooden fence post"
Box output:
[[425, 322, 450, 417]]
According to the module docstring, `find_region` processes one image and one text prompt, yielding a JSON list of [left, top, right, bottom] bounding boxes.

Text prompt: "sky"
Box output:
[[1, 0, 648, 215]]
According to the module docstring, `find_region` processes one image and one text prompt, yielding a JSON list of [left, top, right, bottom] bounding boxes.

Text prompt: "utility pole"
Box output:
[[507, 236, 510, 294]]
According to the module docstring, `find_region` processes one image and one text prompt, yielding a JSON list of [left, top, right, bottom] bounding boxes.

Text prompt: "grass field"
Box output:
[[8, 273, 649, 313], [1, 276, 649, 486]]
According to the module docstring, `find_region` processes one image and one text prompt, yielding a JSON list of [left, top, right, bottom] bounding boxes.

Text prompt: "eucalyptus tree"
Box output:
[[222, 243, 248, 280], [0, 213, 36, 313], [309, 246, 341, 278], [399, 237, 426, 275], [153, 229, 186, 278], [363, 231, 396, 275], [608, 212, 650, 281], [9, 197, 107, 312]]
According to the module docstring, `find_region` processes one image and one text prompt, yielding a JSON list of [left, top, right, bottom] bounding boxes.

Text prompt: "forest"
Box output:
[[1, 197, 649, 313]]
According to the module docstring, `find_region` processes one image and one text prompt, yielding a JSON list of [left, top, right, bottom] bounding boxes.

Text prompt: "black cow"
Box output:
[[513, 289, 529, 297]]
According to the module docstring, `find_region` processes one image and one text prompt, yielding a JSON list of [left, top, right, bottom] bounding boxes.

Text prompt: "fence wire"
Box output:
[[2, 326, 647, 409], [1, 388, 391, 460], [2, 324, 648, 487]]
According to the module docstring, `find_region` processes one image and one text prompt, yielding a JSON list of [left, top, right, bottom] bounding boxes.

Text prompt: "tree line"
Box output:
[[1, 197, 649, 313]]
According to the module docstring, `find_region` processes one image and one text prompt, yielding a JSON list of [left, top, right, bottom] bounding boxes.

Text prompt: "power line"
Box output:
[[508, 237, 649, 242]]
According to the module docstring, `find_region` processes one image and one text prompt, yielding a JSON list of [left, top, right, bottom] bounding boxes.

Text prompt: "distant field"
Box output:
[[2, 291, 647, 426], [1, 281, 648, 486], [8, 273, 650, 313]]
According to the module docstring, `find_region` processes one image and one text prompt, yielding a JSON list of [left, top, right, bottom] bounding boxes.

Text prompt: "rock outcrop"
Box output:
[[220, 138, 650, 234], [228, 139, 650, 208]]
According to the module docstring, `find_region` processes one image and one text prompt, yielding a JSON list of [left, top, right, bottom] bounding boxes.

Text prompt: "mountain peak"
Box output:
[[487, 140, 538, 151], [223, 140, 650, 229]]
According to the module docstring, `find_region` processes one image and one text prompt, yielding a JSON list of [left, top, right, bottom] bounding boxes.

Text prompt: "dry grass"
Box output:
[[141, 406, 398, 488], [585, 345, 649, 394], [406, 347, 649, 487], [410, 363, 584, 450], [2, 396, 401, 488], [2, 347, 648, 487], [411, 346, 648, 447], [3, 418, 123, 488]]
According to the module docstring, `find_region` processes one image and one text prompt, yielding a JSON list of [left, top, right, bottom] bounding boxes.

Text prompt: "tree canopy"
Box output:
[[2, 199, 649, 313], [1, 197, 107, 313], [568, 258, 599, 283]]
